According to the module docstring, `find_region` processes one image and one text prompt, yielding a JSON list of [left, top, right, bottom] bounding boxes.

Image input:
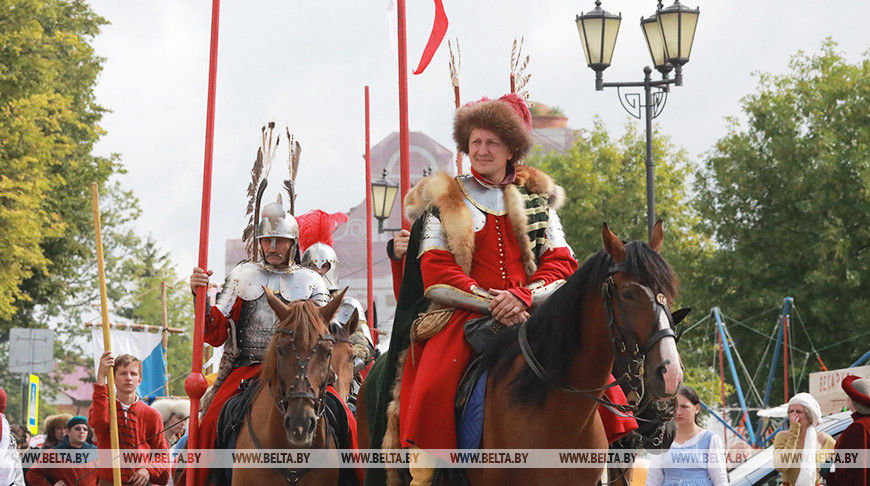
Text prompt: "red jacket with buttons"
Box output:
[[89, 385, 170, 485]]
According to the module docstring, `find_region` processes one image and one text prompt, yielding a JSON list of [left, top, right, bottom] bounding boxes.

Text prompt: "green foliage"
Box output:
[[0, 1, 193, 407], [0, 0, 115, 328], [549, 106, 566, 117], [112, 236, 193, 397], [695, 39, 870, 378], [527, 118, 713, 310]]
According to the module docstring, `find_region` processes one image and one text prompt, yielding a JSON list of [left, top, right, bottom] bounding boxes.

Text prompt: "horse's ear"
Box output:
[[602, 223, 626, 262], [672, 307, 691, 326], [649, 219, 664, 253], [263, 285, 290, 322], [320, 287, 348, 322], [346, 308, 360, 336]]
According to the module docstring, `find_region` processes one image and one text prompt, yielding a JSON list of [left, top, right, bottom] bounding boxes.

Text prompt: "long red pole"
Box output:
[[364, 86, 376, 347], [397, 0, 411, 230], [186, 0, 221, 452]]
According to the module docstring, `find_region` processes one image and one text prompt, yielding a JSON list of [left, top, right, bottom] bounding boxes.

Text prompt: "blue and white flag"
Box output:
[[91, 327, 166, 399]]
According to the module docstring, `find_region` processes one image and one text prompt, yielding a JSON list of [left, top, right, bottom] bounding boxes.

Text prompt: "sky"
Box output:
[[87, 0, 870, 283]]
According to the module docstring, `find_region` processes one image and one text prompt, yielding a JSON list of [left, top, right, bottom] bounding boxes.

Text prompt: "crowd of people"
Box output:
[[642, 377, 870, 486], [0, 92, 868, 486], [0, 353, 183, 486]]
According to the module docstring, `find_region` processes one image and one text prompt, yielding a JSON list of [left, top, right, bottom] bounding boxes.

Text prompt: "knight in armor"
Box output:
[[186, 196, 330, 485], [297, 209, 377, 380]]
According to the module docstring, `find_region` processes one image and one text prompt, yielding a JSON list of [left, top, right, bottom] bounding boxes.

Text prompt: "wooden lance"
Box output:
[[364, 86, 377, 346], [91, 183, 122, 486]]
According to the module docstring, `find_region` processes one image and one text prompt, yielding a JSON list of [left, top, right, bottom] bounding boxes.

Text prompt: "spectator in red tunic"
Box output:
[[826, 375, 870, 486], [89, 353, 169, 486]]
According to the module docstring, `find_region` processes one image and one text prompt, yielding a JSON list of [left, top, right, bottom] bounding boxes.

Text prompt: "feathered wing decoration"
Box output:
[[285, 127, 301, 216], [296, 209, 349, 255], [243, 122, 280, 261], [448, 37, 463, 174], [510, 36, 531, 101]]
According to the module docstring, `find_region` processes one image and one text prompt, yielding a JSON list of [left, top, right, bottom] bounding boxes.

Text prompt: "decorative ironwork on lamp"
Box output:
[[574, 0, 700, 238]]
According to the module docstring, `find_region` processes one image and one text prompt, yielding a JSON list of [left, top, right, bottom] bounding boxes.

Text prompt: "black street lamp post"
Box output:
[[576, 0, 699, 238]]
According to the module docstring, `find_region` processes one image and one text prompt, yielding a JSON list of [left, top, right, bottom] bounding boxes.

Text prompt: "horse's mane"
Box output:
[[260, 299, 330, 392], [481, 240, 678, 406]]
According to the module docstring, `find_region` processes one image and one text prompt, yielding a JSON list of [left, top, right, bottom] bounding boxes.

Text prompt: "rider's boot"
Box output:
[[409, 446, 436, 486]]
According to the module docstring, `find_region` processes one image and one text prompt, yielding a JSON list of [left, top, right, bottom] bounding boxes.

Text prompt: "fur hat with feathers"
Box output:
[[454, 94, 533, 163]]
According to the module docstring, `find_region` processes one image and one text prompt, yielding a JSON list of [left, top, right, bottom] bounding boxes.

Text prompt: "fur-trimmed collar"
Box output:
[[404, 165, 562, 277], [405, 165, 560, 220]]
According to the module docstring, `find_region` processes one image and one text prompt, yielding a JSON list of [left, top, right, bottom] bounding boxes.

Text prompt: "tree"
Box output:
[[695, 39, 870, 378], [528, 118, 712, 299], [527, 119, 723, 398], [0, 0, 116, 329], [114, 236, 193, 397]]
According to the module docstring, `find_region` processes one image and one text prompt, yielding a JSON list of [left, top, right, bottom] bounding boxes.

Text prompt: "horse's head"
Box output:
[[262, 287, 345, 446], [602, 221, 683, 401]]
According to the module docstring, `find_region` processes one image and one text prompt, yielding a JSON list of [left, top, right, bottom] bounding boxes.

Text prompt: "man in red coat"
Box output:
[[394, 94, 636, 485], [826, 375, 870, 485], [90, 353, 169, 485]]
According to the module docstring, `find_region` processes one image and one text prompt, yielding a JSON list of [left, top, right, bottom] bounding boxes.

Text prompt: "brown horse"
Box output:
[[232, 290, 347, 486], [467, 222, 683, 485], [359, 222, 683, 486]]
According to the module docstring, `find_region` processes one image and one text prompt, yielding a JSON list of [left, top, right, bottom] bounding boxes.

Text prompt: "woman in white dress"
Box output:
[[646, 386, 728, 486]]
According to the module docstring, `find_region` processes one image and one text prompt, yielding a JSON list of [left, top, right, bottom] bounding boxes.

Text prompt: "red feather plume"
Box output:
[[296, 210, 349, 254]]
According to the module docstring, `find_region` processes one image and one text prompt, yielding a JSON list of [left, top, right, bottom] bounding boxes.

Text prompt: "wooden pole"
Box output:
[[397, 0, 411, 231], [85, 322, 184, 334], [91, 183, 122, 486], [783, 315, 789, 402], [717, 329, 727, 449], [160, 281, 170, 396], [364, 86, 376, 347], [187, 0, 221, 456], [453, 84, 462, 175]]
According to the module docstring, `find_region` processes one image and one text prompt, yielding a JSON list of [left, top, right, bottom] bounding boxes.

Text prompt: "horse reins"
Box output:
[[244, 327, 337, 485], [269, 327, 337, 417], [244, 326, 354, 485], [517, 262, 678, 420]]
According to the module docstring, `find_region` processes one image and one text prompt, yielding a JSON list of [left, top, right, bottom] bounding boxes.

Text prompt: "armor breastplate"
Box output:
[[235, 294, 283, 362], [215, 261, 330, 365]]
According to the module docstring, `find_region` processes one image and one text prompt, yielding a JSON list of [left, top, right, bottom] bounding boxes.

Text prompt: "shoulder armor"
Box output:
[[418, 212, 448, 257], [215, 261, 267, 315], [281, 267, 331, 306], [215, 262, 329, 315], [457, 175, 506, 215]]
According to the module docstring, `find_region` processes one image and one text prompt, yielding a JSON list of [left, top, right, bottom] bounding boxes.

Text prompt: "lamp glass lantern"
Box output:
[[641, 13, 670, 74], [576, 1, 622, 74], [656, 0, 700, 67], [371, 169, 399, 232]]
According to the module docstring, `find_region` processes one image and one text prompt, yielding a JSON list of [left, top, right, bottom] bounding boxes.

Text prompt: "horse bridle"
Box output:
[[245, 327, 344, 485], [517, 262, 678, 419], [268, 327, 338, 418]]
